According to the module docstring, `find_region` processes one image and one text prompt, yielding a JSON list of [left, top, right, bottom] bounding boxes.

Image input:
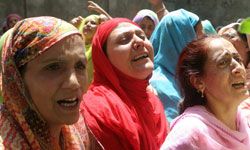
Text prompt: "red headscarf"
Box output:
[[80, 18, 168, 150]]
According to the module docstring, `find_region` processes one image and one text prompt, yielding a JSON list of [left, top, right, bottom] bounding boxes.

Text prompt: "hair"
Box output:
[[177, 35, 224, 114]]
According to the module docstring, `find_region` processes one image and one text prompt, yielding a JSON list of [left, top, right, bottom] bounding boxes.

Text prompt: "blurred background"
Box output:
[[0, 0, 249, 29]]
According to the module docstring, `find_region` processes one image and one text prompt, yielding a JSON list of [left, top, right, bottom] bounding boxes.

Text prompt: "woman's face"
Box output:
[[220, 28, 249, 66], [83, 17, 99, 42], [106, 22, 154, 79], [202, 38, 249, 107], [138, 16, 155, 39], [23, 35, 87, 127]]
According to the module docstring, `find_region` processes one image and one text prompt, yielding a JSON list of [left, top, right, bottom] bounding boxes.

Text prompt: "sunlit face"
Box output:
[[23, 35, 87, 127], [106, 22, 154, 79], [138, 16, 155, 39], [220, 28, 249, 66], [202, 38, 249, 107], [83, 17, 99, 43]]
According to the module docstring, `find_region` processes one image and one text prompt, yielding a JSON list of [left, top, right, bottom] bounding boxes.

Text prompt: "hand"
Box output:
[[87, 1, 103, 14], [70, 16, 84, 28]]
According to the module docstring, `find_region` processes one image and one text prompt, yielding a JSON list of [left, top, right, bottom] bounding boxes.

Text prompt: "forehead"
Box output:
[[110, 22, 142, 35], [85, 16, 98, 22], [140, 17, 155, 26], [39, 35, 85, 59], [208, 38, 237, 56]]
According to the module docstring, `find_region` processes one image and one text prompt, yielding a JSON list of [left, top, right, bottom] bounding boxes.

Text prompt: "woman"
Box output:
[[81, 15, 101, 86], [2, 13, 22, 34], [218, 22, 249, 67], [81, 18, 168, 150], [133, 9, 159, 39], [150, 9, 203, 122], [161, 35, 250, 149], [0, 16, 91, 149]]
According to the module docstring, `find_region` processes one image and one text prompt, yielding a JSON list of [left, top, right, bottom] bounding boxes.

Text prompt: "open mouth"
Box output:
[[57, 98, 79, 107], [132, 53, 149, 61], [232, 82, 245, 89]]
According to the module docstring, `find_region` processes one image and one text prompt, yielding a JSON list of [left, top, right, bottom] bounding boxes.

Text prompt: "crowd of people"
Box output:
[[0, 0, 250, 149]]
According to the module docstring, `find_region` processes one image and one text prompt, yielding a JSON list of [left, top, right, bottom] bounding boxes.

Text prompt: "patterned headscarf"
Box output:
[[1, 16, 85, 149]]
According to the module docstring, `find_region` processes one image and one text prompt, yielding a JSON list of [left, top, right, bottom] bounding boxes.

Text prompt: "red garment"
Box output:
[[80, 18, 168, 150]]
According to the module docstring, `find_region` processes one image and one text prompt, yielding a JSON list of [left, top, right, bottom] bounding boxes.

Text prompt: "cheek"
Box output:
[[25, 74, 56, 107]]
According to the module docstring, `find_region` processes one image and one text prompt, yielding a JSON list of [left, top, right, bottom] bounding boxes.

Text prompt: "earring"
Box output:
[[201, 88, 204, 98], [197, 88, 204, 98]]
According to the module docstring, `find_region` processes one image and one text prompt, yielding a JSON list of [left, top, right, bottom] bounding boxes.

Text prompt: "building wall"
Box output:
[[0, 0, 249, 29]]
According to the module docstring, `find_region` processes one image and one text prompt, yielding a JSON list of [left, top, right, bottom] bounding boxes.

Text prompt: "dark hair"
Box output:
[[177, 35, 224, 114]]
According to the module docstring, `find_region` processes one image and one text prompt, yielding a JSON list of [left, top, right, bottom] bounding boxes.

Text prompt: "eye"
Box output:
[[233, 55, 243, 63], [75, 61, 86, 71], [218, 57, 230, 67], [44, 62, 63, 71], [118, 34, 132, 44], [138, 33, 146, 40]]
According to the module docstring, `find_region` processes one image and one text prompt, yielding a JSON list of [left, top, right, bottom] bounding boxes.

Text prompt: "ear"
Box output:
[[190, 74, 205, 91]]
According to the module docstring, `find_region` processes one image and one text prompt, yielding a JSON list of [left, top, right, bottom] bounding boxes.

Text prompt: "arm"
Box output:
[[87, 1, 112, 20], [70, 16, 84, 29]]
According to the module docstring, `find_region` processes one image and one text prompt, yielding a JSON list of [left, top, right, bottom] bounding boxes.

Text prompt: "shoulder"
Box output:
[[0, 106, 29, 149], [162, 112, 210, 149]]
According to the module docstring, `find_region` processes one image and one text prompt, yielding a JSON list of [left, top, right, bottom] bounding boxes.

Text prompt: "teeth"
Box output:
[[133, 54, 148, 61], [64, 98, 77, 101], [57, 98, 78, 107], [232, 82, 245, 89], [60, 101, 78, 107]]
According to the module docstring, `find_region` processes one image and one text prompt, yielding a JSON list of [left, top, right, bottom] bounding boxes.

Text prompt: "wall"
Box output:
[[0, 0, 250, 30]]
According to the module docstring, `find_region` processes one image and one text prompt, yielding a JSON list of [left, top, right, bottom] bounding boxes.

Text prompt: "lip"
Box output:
[[132, 52, 149, 62]]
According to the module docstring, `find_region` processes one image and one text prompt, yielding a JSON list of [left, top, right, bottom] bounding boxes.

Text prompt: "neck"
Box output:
[[206, 102, 238, 130], [50, 125, 63, 149]]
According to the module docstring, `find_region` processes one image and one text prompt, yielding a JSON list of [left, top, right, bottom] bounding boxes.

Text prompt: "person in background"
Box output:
[[161, 35, 250, 149], [150, 9, 204, 122], [2, 13, 22, 34], [218, 22, 250, 91], [81, 15, 102, 87], [0, 16, 97, 149], [133, 9, 159, 39], [70, 1, 111, 87], [81, 18, 168, 150]]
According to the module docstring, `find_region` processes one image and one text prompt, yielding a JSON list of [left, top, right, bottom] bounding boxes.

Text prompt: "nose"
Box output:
[[62, 70, 81, 90], [132, 36, 144, 50], [231, 59, 246, 76]]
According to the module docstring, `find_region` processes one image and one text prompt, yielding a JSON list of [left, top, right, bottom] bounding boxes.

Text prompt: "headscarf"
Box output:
[[1, 16, 87, 149], [81, 18, 168, 150], [149, 9, 199, 122], [201, 19, 217, 35], [133, 9, 159, 26], [6, 13, 22, 30]]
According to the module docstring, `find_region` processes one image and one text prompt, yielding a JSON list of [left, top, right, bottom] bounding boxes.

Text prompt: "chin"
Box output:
[[64, 113, 80, 125]]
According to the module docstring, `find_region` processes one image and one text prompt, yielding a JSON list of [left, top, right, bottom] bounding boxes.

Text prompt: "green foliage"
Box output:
[[238, 17, 250, 34]]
